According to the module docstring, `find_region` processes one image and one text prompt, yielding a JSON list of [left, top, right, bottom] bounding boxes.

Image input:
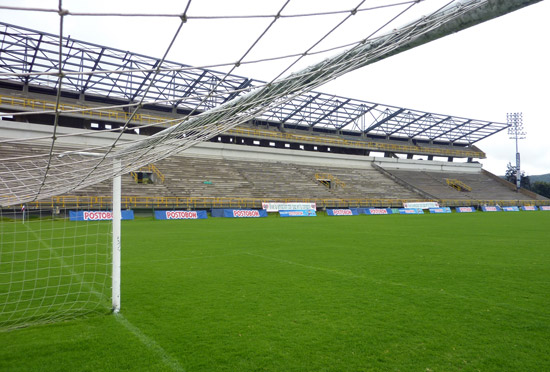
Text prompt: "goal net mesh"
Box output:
[[0, 202, 111, 331]]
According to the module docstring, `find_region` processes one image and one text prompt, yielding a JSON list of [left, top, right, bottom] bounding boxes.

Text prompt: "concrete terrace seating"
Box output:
[[385, 169, 535, 201], [232, 161, 335, 199], [293, 164, 421, 199], [2, 140, 539, 203], [155, 156, 254, 198], [154, 156, 336, 199]]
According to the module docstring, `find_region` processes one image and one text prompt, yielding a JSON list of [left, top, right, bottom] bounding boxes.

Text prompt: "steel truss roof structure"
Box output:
[[0, 21, 508, 145]]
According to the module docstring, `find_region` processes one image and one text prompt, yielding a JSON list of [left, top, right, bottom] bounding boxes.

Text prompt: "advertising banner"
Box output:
[[262, 202, 316, 212], [154, 210, 207, 220], [540, 206, 550, 211], [360, 208, 393, 215], [429, 207, 452, 214], [223, 209, 268, 218], [70, 210, 134, 221], [398, 208, 424, 215], [327, 208, 359, 216], [481, 206, 501, 212], [502, 206, 520, 212], [403, 202, 439, 209], [455, 206, 476, 213], [521, 206, 538, 211], [279, 210, 317, 217]]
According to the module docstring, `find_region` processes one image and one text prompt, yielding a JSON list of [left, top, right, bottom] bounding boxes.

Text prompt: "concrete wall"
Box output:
[[180, 142, 482, 174]]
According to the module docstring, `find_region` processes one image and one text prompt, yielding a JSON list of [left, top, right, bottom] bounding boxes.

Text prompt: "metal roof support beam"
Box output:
[[465, 123, 509, 143], [413, 116, 452, 137], [452, 121, 495, 143], [431, 119, 472, 141], [223, 79, 252, 103], [364, 108, 405, 134], [182, 70, 208, 98], [24, 34, 43, 85], [130, 59, 159, 102], [340, 104, 378, 128], [310, 99, 350, 127], [81, 47, 105, 94], [282, 93, 321, 123], [388, 112, 430, 136]]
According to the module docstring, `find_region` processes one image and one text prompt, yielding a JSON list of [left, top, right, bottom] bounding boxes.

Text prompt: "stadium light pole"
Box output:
[[507, 113, 526, 191]]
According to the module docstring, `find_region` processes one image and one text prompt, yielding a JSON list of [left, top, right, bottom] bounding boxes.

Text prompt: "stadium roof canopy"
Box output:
[[0, 22, 508, 145]]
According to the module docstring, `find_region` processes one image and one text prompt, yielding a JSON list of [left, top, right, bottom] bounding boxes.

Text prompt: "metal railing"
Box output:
[[129, 164, 165, 184], [445, 178, 472, 192], [0, 94, 170, 125], [226, 127, 486, 159], [11, 194, 549, 211], [315, 173, 346, 189]]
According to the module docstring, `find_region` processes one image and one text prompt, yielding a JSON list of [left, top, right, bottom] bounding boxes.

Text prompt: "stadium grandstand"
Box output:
[[0, 20, 547, 213]]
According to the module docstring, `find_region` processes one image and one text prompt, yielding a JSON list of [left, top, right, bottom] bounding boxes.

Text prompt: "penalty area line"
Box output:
[[114, 313, 186, 372]]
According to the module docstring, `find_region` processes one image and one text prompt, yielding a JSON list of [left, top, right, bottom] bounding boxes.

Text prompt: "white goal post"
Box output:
[[112, 161, 122, 314]]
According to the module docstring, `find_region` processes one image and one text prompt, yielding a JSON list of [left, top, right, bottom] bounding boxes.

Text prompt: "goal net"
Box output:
[[0, 201, 112, 331], [0, 0, 535, 330]]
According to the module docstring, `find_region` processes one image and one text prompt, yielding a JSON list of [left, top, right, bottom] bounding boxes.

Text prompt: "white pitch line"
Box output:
[[25, 223, 186, 371], [115, 313, 186, 372]]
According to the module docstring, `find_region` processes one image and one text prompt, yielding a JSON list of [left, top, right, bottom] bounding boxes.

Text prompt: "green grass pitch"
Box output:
[[1, 212, 549, 371]]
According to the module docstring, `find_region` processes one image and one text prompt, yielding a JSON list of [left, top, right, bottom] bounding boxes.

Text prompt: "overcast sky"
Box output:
[[2, 0, 548, 176]]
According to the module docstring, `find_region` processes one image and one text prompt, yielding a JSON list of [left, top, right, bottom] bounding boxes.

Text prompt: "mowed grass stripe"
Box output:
[[1, 212, 549, 371], [243, 250, 550, 321]]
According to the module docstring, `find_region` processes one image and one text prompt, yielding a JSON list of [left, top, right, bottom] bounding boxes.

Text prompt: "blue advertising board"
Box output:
[[521, 206, 538, 211], [502, 206, 519, 212], [360, 208, 393, 215], [217, 209, 268, 218], [327, 208, 359, 216], [279, 210, 316, 217], [70, 210, 134, 221], [398, 208, 424, 215], [481, 206, 502, 212], [540, 206, 550, 211], [455, 206, 476, 213], [429, 207, 452, 214], [154, 210, 207, 220]]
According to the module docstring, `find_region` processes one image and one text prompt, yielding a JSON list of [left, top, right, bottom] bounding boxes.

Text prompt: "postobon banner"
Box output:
[[70, 210, 135, 221], [155, 210, 207, 220], [224, 209, 268, 218], [327, 208, 359, 216], [361, 208, 393, 215], [455, 207, 476, 213]]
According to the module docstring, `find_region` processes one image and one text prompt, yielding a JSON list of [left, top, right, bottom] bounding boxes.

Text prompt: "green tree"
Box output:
[[505, 162, 530, 188], [530, 181, 550, 198]]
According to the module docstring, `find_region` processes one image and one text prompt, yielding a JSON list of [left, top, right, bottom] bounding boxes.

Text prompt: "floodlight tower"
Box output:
[[507, 113, 526, 191]]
